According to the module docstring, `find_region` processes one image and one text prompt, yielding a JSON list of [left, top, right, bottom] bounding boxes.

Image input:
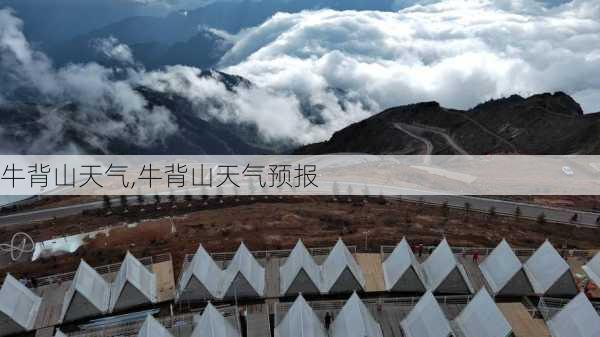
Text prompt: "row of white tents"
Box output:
[[384, 238, 580, 297], [275, 289, 600, 337], [4, 238, 600, 337], [0, 252, 158, 336], [279, 239, 366, 296], [177, 239, 366, 301], [52, 290, 600, 337], [480, 239, 578, 297], [154, 237, 598, 303], [177, 242, 266, 301], [383, 238, 474, 294], [60, 252, 158, 322], [135, 303, 241, 337], [274, 289, 513, 337]]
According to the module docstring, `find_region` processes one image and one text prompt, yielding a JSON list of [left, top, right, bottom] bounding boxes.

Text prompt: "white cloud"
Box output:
[[220, 0, 600, 113], [0, 8, 177, 153], [135, 65, 371, 143], [2, 0, 600, 154], [91, 36, 135, 64]]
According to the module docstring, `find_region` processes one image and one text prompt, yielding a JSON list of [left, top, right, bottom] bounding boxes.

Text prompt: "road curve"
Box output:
[[393, 123, 434, 155]]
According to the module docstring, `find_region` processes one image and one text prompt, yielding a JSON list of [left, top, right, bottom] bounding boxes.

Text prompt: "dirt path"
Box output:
[[447, 109, 519, 153], [393, 123, 433, 155], [395, 122, 470, 155]]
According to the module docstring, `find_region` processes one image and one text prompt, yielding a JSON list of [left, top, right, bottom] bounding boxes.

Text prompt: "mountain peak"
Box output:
[[525, 91, 583, 117], [295, 92, 600, 155], [473, 92, 582, 117]]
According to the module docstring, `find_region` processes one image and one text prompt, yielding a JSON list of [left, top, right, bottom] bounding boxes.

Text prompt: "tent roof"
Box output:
[[222, 242, 265, 297], [321, 239, 365, 292], [61, 260, 110, 321], [280, 240, 323, 295], [137, 315, 172, 337], [275, 294, 327, 337], [479, 239, 523, 295], [178, 244, 223, 299], [547, 292, 600, 337], [0, 273, 42, 331], [331, 293, 383, 337], [422, 239, 471, 291], [523, 240, 570, 294], [191, 303, 240, 337], [583, 252, 600, 287], [401, 291, 453, 337], [383, 237, 425, 291], [110, 252, 157, 311], [454, 288, 512, 337]]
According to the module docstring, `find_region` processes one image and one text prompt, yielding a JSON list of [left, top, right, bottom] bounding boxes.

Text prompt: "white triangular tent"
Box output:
[[177, 244, 223, 302], [0, 274, 42, 337], [479, 239, 534, 296], [221, 242, 265, 299], [523, 240, 577, 296], [110, 252, 157, 312], [280, 240, 322, 296], [191, 303, 241, 337], [275, 294, 327, 337], [321, 239, 365, 294], [60, 260, 110, 323], [383, 237, 427, 293], [331, 292, 383, 337], [421, 239, 473, 294], [547, 292, 600, 337], [454, 288, 512, 337], [401, 291, 453, 337], [583, 252, 600, 288], [137, 314, 173, 337]]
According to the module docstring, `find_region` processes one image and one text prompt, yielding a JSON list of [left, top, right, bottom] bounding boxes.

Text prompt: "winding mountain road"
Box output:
[[393, 123, 433, 155], [394, 122, 470, 155]]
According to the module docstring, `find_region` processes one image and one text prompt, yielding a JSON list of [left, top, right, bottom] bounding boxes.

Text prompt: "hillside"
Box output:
[[295, 92, 600, 155], [0, 71, 274, 155]]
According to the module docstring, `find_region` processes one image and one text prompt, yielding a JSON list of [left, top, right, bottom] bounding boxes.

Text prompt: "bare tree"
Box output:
[[464, 202, 471, 219], [119, 195, 128, 209], [102, 195, 111, 209]]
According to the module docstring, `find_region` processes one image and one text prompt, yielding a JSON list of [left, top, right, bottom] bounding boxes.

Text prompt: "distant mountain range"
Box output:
[[50, 27, 230, 70], [0, 71, 278, 155], [2, 0, 574, 69], [6, 83, 599, 156], [295, 92, 600, 155], [6, 0, 398, 69]]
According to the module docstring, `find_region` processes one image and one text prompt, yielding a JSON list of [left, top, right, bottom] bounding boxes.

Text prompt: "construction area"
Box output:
[[2, 196, 600, 337]]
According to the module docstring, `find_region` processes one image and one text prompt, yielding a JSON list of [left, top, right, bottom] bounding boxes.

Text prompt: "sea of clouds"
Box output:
[[0, 0, 599, 153]]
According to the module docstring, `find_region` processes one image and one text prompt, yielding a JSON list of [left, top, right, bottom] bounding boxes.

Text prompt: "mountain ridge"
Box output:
[[294, 92, 600, 155]]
